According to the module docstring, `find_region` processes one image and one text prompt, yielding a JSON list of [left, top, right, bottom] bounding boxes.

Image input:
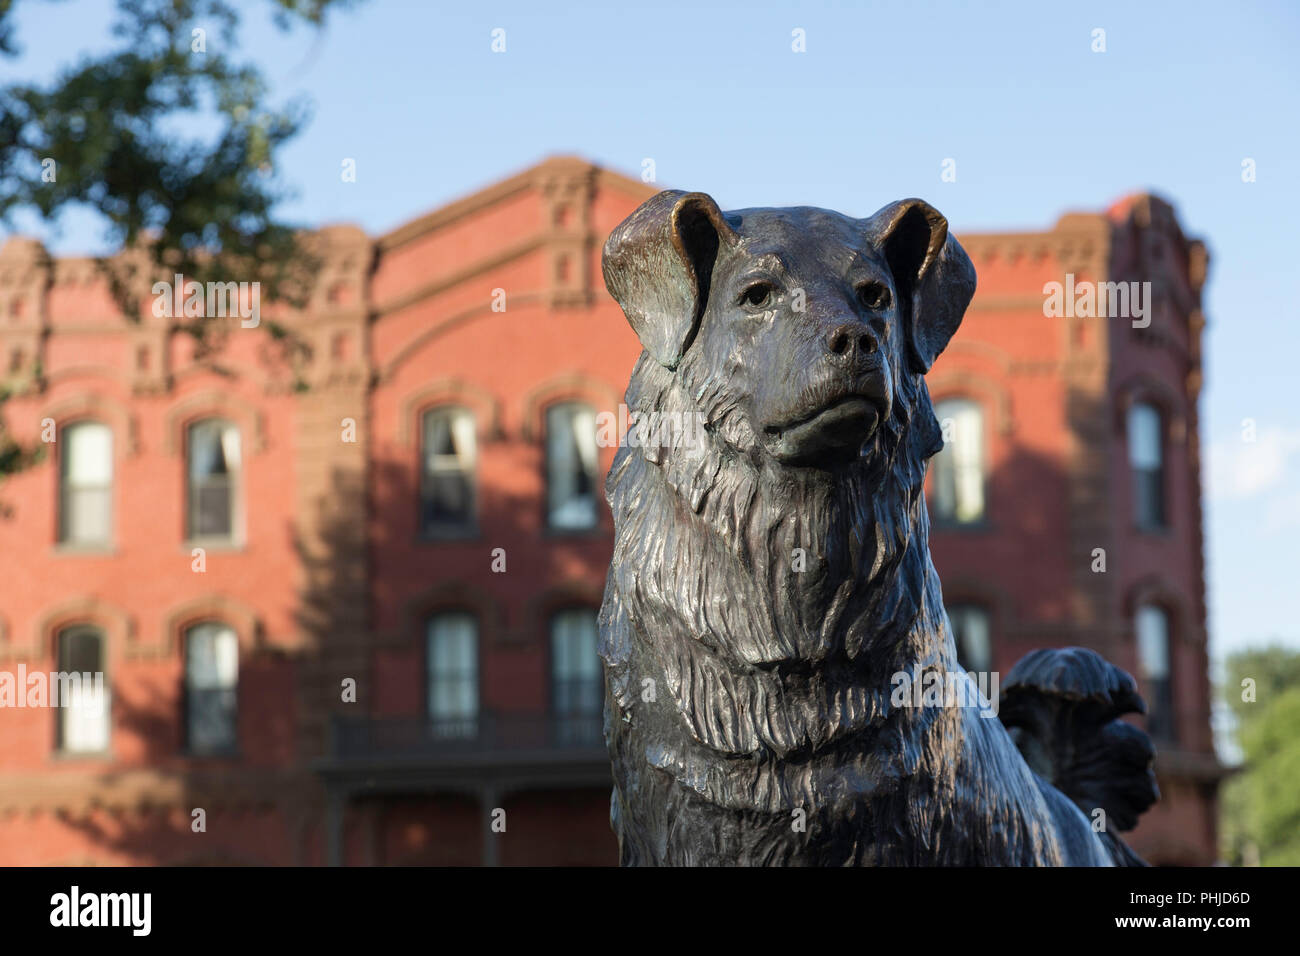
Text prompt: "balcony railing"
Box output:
[[328, 710, 606, 765]]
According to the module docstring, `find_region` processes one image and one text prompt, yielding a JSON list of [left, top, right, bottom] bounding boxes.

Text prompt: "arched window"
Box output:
[[545, 402, 598, 530], [187, 419, 241, 541], [947, 604, 993, 674], [59, 421, 113, 545], [420, 407, 476, 536], [427, 612, 478, 738], [550, 608, 602, 744], [55, 625, 109, 754], [932, 399, 985, 525], [184, 622, 239, 754], [1136, 603, 1175, 742], [1128, 402, 1165, 530]]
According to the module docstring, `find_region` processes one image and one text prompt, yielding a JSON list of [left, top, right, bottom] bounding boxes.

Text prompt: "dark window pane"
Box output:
[[187, 422, 239, 540], [58, 627, 103, 673], [430, 424, 457, 457], [1136, 604, 1175, 743], [185, 624, 238, 754], [423, 474, 473, 529], [187, 687, 238, 753], [1134, 467, 1165, 529], [420, 409, 476, 534], [1128, 404, 1165, 530], [428, 614, 478, 737], [192, 481, 233, 537], [550, 609, 602, 745], [1146, 679, 1175, 742]]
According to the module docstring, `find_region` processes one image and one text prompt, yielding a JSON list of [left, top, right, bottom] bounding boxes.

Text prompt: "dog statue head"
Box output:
[[599, 188, 981, 774], [603, 190, 976, 472], [599, 196, 1156, 866]]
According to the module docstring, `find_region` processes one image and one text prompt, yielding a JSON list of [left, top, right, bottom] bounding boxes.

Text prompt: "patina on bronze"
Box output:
[[598, 190, 1158, 865]]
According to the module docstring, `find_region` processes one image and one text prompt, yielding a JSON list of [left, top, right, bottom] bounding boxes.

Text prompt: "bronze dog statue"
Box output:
[[598, 190, 1158, 865]]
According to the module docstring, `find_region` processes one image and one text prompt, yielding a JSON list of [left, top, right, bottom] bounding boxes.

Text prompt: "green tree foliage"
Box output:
[[0, 0, 359, 476], [1220, 645, 1300, 866]]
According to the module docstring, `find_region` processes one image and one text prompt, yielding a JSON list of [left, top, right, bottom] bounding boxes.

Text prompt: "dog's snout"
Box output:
[[827, 324, 878, 361]]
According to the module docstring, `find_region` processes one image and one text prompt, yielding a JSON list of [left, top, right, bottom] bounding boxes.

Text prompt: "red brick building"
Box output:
[[0, 157, 1221, 865]]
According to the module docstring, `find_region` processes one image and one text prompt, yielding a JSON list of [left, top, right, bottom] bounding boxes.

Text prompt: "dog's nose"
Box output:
[[826, 324, 878, 361]]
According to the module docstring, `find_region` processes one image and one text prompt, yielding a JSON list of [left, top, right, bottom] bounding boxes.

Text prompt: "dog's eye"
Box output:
[[856, 282, 891, 311], [739, 282, 774, 310]]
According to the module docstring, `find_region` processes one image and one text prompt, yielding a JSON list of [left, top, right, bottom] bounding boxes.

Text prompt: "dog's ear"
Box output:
[[866, 199, 977, 374], [603, 190, 738, 369]]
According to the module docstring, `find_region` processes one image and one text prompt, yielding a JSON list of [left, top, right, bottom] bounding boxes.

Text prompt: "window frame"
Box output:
[[53, 624, 111, 757], [184, 417, 244, 546], [57, 420, 114, 548], [930, 397, 987, 528], [1135, 602, 1177, 743], [182, 620, 240, 757], [548, 607, 603, 715], [1127, 401, 1167, 532], [418, 405, 478, 539], [543, 401, 600, 533], [548, 607, 603, 747], [425, 611, 481, 739]]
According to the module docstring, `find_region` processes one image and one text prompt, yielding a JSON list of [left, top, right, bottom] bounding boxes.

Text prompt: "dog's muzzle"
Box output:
[[762, 384, 889, 468]]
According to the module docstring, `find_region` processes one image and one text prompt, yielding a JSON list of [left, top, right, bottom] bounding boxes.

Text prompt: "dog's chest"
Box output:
[[605, 655, 1060, 867], [609, 743, 1050, 866]]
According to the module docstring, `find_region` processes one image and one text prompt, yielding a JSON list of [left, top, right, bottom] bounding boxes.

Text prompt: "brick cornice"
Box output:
[[379, 180, 535, 252], [376, 157, 654, 254], [594, 167, 660, 203]]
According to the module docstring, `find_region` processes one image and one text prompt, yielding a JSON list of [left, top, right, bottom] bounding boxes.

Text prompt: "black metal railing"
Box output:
[[329, 710, 605, 762]]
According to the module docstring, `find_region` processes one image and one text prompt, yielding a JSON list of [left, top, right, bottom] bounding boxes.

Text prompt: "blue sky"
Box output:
[[5, 0, 1299, 691]]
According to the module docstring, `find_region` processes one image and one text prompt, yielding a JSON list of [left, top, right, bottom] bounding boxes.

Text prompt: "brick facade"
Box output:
[[0, 157, 1220, 865]]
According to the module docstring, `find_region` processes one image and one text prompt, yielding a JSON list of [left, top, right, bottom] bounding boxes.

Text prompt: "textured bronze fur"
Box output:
[[598, 190, 1158, 866]]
